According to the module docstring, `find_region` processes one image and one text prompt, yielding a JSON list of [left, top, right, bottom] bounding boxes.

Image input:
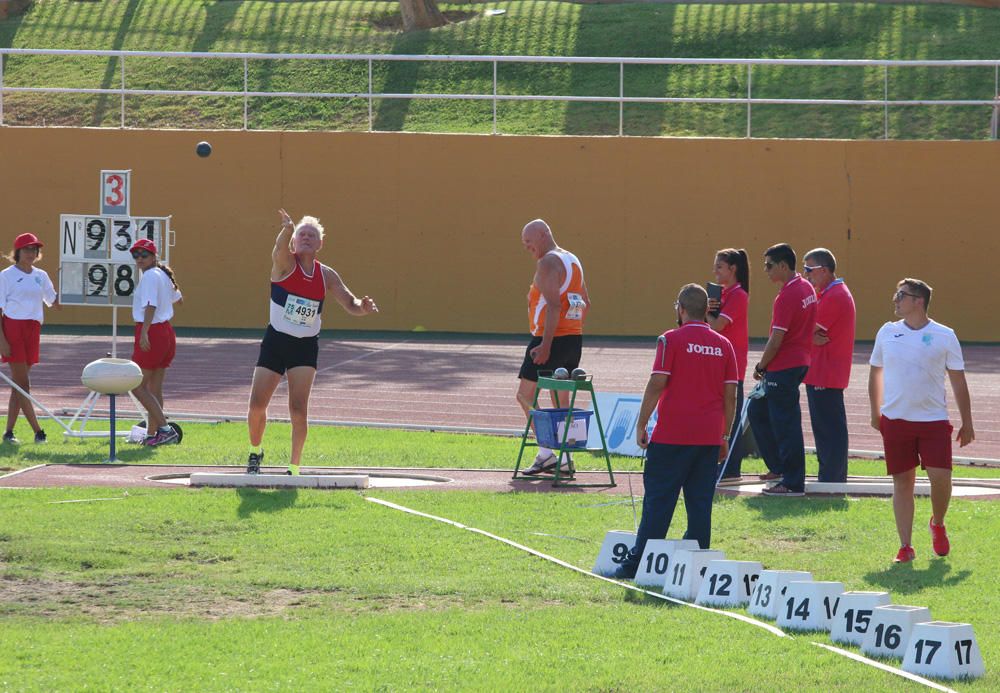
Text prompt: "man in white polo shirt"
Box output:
[[868, 278, 974, 564]]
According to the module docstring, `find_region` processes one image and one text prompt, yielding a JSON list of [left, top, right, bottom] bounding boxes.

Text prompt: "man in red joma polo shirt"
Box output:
[[614, 284, 737, 579]]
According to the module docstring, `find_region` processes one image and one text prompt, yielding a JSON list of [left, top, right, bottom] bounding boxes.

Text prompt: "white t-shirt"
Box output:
[[132, 266, 180, 324], [869, 319, 964, 421], [0, 265, 57, 323]]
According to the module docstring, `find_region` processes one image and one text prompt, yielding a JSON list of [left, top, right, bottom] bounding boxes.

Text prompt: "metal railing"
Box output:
[[1, 48, 999, 138]]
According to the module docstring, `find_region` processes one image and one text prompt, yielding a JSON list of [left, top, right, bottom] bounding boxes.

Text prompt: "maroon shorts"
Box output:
[[132, 321, 176, 370], [880, 415, 953, 475], [1, 317, 41, 365]]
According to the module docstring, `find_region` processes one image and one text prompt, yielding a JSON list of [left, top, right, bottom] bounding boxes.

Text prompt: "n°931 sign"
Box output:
[[59, 214, 170, 306]]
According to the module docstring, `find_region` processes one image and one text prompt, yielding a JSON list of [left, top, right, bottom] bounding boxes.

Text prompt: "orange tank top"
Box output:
[[527, 249, 586, 337]]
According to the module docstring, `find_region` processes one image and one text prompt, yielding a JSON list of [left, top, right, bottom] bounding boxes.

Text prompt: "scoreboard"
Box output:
[[59, 170, 172, 307]]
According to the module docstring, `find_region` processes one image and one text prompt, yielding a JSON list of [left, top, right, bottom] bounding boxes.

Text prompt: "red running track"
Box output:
[[18, 333, 1000, 461]]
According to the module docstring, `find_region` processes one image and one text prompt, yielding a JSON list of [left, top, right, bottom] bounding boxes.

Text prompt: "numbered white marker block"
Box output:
[[777, 581, 845, 632], [902, 621, 984, 680], [634, 539, 699, 589], [662, 549, 725, 601], [592, 530, 635, 577], [861, 605, 932, 660], [748, 570, 813, 620], [695, 560, 763, 607], [831, 591, 892, 646]]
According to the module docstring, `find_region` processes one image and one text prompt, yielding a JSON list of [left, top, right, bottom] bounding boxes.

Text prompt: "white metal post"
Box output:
[[619, 62, 624, 136], [243, 57, 249, 130], [493, 60, 497, 135], [994, 65, 999, 140], [368, 58, 373, 132], [746, 64, 752, 138], [883, 65, 889, 140], [111, 306, 118, 358], [120, 55, 126, 128]]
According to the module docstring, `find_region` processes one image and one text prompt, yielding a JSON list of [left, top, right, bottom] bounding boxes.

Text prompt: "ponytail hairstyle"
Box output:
[[715, 248, 750, 295], [156, 261, 179, 291]]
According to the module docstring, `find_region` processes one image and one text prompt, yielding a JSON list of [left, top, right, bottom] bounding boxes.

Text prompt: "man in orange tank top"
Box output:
[[517, 219, 590, 476]]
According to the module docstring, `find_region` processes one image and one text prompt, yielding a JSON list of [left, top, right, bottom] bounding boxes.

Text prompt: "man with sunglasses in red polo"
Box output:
[[802, 248, 855, 483], [748, 243, 817, 497], [868, 278, 974, 563]]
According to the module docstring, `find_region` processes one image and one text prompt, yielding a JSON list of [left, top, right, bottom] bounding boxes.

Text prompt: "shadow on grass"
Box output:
[[236, 487, 298, 518], [623, 589, 676, 607], [863, 559, 972, 596], [0, 4, 28, 54], [742, 495, 851, 521], [3, 442, 157, 466]]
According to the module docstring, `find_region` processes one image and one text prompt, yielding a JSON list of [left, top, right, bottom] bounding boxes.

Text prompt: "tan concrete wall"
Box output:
[[1, 128, 998, 340]]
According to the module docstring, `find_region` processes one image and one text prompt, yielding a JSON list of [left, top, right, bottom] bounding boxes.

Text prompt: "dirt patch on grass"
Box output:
[[0, 572, 506, 622], [370, 9, 479, 32], [0, 574, 319, 622]]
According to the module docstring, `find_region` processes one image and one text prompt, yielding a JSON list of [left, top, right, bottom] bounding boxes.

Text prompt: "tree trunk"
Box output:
[[399, 0, 447, 32], [0, 0, 35, 21]]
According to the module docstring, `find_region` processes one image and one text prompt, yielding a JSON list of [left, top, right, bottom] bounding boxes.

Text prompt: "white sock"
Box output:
[[538, 447, 552, 457]]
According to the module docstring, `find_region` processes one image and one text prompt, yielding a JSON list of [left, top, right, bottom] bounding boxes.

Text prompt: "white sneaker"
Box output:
[[523, 451, 558, 475]]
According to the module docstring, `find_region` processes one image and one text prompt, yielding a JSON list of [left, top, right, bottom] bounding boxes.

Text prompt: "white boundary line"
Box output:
[[365, 496, 956, 692], [272, 338, 415, 391], [0, 463, 47, 481], [314, 338, 414, 377], [811, 643, 957, 693]]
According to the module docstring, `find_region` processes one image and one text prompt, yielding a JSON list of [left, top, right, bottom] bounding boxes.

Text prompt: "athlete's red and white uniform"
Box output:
[[270, 260, 326, 338]]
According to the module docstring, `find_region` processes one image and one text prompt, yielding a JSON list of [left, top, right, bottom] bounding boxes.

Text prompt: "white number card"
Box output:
[[283, 295, 320, 327], [566, 292, 585, 320]]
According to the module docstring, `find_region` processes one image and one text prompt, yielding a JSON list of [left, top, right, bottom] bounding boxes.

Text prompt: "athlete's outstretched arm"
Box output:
[[323, 265, 378, 316], [271, 209, 296, 281]]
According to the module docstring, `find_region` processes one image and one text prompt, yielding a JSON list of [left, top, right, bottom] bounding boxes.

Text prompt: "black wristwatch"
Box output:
[[754, 363, 766, 376]]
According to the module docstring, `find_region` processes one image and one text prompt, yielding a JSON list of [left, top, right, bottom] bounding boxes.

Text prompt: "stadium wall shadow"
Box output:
[[1, 127, 997, 340]]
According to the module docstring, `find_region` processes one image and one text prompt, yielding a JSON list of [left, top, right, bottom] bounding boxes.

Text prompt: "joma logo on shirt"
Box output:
[[686, 343, 723, 356], [801, 294, 817, 309]]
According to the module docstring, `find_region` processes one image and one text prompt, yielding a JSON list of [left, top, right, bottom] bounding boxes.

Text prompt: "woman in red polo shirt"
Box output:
[[0, 233, 58, 444], [129, 239, 182, 447], [708, 248, 750, 480]]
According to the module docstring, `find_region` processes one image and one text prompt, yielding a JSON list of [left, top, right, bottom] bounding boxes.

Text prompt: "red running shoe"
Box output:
[[893, 545, 916, 563], [929, 518, 950, 556]]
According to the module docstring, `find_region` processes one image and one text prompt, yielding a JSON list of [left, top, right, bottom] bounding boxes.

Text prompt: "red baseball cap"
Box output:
[[130, 238, 158, 255], [14, 233, 44, 250]]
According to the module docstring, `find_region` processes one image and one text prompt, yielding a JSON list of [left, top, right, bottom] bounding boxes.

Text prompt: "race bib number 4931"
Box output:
[[566, 292, 586, 321], [283, 295, 320, 327]]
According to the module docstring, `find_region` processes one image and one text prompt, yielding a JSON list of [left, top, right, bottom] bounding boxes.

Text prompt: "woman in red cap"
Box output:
[[0, 233, 58, 444], [129, 238, 182, 446]]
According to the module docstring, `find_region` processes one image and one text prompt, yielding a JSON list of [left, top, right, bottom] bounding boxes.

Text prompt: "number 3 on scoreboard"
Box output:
[[101, 170, 131, 216]]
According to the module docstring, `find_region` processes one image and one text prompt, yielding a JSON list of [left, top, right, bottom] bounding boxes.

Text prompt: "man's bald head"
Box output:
[[521, 219, 556, 259], [522, 219, 552, 240]]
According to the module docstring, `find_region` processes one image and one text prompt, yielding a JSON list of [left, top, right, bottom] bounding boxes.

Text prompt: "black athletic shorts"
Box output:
[[518, 334, 583, 382], [256, 324, 319, 375]]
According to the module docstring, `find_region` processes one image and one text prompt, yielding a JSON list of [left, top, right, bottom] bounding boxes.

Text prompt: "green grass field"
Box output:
[[1, 421, 999, 689], [2, 0, 1000, 138]]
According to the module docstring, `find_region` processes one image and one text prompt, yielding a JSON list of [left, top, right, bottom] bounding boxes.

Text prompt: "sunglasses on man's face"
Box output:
[[894, 290, 920, 301], [803, 265, 824, 274], [131, 251, 152, 259]]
